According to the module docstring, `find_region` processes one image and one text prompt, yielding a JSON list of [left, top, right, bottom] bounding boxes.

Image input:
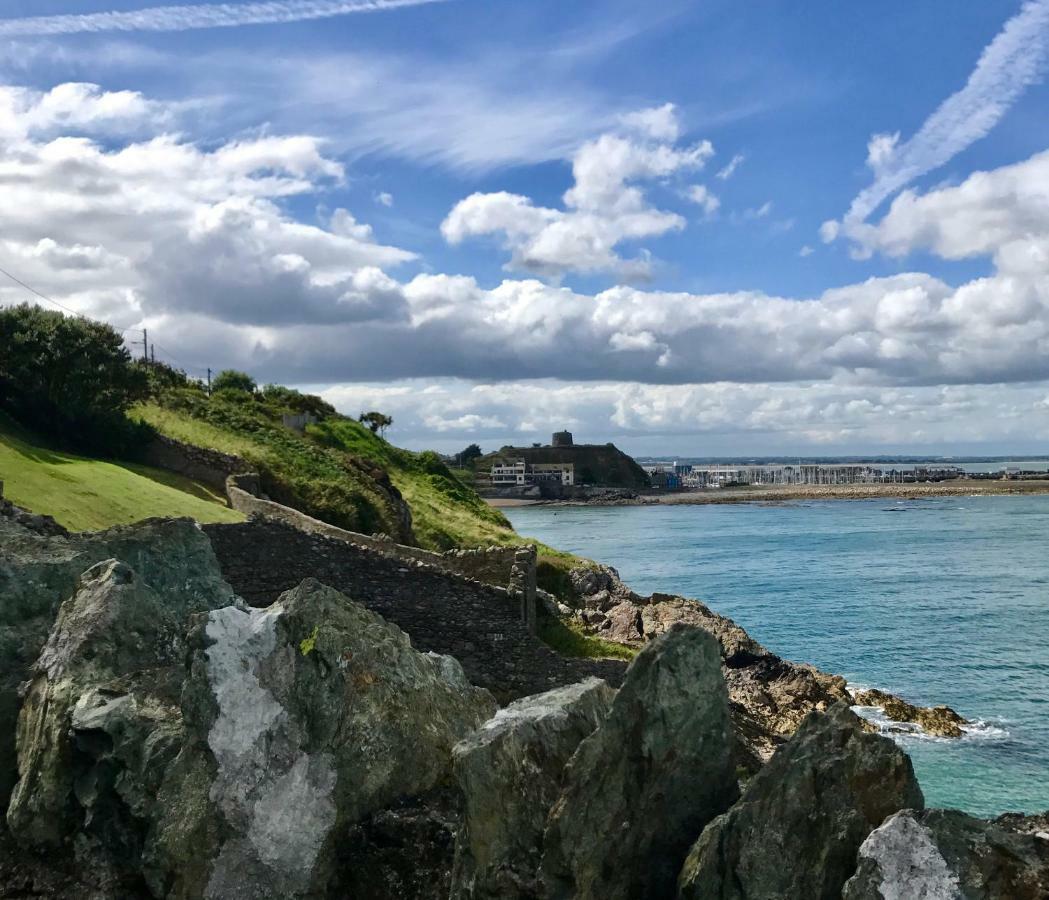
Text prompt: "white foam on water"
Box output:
[[846, 681, 1010, 745]]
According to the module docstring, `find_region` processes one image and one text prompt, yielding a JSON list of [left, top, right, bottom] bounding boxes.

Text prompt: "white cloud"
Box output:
[[317, 378, 1049, 453], [799, 245, 814, 257], [716, 153, 744, 180], [441, 107, 714, 278], [0, 0, 449, 37], [831, 0, 1049, 245], [685, 184, 720, 216], [8, 79, 1049, 440], [847, 148, 1049, 261], [375, 191, 394, 207], [0, 82, 413, 333], [619, 102, 679, 141]]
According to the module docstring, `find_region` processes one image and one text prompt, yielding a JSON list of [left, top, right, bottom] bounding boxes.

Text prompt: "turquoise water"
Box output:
[[506, 495, 1049, 817]]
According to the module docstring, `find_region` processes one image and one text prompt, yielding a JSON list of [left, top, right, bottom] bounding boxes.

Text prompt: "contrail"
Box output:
[[0, 0, 450, 37], [838, 0, 1049, 233]]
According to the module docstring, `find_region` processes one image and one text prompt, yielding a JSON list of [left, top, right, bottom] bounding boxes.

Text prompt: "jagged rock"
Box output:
[[567, 570, 856, 767], [146, 578, 497, 899], [0, 515, 235, 808], [678, 703, 923, 900], [450, 678, 616, 899], [334, 786, 463, 900], [843, 808, 1049, 899], [852, 687, 968, 737], [6, 559, 221, 853], [540, 625, 738, 900]]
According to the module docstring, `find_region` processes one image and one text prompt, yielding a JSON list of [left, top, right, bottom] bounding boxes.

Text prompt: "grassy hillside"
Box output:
[[132, 391, 517, 550], [0, 415, 243, 531]]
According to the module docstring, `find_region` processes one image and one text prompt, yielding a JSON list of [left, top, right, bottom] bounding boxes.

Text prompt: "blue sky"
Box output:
[[1, 0, 1049, 454]]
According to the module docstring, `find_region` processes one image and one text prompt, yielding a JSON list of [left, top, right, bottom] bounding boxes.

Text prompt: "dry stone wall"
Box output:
[[143, 435, 246, 491], [225, 478, 536, 624], [202, 521, 625, 701]]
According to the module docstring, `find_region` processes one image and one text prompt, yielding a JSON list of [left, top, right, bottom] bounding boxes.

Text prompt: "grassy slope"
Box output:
[[0, 415, 243, 531], [132, 397, 622, 660]]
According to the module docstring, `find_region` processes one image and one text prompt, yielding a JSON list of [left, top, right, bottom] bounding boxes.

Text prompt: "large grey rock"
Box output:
[[678, 702, 924, 900], [146, 578, 497, 900], [568, 568, 852, 769], [0, 514, 235, 807], [539, 624, 738, 900], [451, 678, 616, 899], [6, 559, 223, 851], [843, 808, 1049, 900]]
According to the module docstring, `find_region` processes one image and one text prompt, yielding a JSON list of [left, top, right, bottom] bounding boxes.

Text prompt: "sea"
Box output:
[[505, 494, 1049, 817]]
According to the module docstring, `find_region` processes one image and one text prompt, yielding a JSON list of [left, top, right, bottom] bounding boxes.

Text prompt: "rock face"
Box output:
[[843, 808, 1049, 899], [0, 511, 235, 808], [540, 625, 738, 900], [678, 703, 924, 900], [450, 678, 616, 899], [7, 559, 224, 853], [566, 566, 851, 767], [147, 578, 497, 899], [852, 687, 968, 737]]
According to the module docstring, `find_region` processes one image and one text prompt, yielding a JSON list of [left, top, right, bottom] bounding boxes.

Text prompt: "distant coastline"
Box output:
[[487, 478, 1049, 507]]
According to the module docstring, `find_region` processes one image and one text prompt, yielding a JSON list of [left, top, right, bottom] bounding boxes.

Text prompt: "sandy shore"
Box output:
[[486, 479, 1049, 508]]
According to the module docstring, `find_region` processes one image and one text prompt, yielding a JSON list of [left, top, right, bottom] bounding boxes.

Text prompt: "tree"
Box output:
[[211, 369, 256, 394], [457, 443, 483, 466], [359, 410, 393, 437], [0, 304, 148, 452]]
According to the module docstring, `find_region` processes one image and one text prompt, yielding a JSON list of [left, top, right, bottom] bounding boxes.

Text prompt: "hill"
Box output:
[[132, 390, 517, 551], [0, 414, 243, 531], [477, 442, 651, 490]]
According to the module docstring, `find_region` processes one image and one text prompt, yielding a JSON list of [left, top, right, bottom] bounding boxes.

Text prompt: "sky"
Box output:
[[1, 0, 1049, 456]]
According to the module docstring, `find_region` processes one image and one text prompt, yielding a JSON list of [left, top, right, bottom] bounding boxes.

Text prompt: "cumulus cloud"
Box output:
[[7, 79, 1049, 436], [828, 0, 1049, 247], [441, 105, 714, 279], [0, 82, 414, 332], [847, 148, 1049, 261], [317, 378, 1049, 453]]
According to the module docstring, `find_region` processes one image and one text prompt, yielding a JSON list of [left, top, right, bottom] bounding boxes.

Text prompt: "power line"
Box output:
[[0, 262, 85, 319], [0, 260, 209, 380]]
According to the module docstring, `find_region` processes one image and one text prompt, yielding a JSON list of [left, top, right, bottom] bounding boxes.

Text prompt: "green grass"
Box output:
[[133, 393, 597, 600], [538, 617, 639, 661], [0, 415, 243, 531]]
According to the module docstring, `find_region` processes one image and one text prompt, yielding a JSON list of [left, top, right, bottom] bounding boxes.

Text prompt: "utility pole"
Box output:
[[141, 328, 148, 362], [150, 343, 155, 364], [207, 367, 212, 395]]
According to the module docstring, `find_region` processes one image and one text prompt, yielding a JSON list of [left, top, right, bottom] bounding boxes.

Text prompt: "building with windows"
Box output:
[[490, 458, 574, 486]]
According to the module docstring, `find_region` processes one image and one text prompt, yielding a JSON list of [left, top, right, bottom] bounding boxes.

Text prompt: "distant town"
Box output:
[[459, 431, 1049, 499]]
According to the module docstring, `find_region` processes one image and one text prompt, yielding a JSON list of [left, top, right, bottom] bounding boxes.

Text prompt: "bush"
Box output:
[[211, 369, 256, 394]]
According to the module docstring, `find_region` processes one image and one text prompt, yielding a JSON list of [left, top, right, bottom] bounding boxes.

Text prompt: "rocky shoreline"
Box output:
[[1, 503, 1046, 898]]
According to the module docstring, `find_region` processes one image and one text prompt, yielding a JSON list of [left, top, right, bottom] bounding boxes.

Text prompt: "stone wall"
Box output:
[[143, 435, 246, 492], [225, 478, 537, 629], [203, 520, 625, 701]]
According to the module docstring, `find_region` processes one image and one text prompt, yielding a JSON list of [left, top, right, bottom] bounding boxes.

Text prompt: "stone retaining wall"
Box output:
[[143, 435, 246, 491], [225, 477, 537, 628], [203, 520, 625, 701]]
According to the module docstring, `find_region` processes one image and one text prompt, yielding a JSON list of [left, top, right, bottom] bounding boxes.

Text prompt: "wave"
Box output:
[[846, 681, 1010, 744]]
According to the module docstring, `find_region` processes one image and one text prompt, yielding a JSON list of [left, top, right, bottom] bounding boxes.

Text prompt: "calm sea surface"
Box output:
[[506, 495, 1049, 817]]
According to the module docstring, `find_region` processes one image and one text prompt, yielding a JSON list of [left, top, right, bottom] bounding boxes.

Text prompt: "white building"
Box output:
[[489, 459, 574, 486]]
